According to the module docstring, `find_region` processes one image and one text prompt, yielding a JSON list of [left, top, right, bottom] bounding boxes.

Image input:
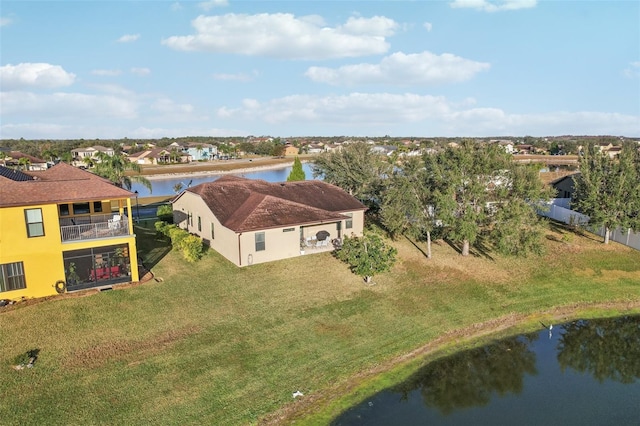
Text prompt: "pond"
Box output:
[[333, 316, 640, 425], [131, 163, 316, 197]]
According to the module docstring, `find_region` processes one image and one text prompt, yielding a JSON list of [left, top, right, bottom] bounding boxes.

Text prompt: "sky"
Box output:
[[1, 0, 639, 140]]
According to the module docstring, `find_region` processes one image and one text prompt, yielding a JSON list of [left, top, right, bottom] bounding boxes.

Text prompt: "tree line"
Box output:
[[313, 140, 640, 280]]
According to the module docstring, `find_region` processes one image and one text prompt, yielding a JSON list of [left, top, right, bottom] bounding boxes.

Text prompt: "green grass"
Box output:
[[1, 222, 639, 425]]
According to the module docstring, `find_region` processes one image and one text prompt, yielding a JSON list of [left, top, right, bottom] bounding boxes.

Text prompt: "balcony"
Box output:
[[60, 214, 130, 242]]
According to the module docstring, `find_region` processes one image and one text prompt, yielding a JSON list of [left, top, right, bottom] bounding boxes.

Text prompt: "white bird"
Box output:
[[292, 391, 304, 399]]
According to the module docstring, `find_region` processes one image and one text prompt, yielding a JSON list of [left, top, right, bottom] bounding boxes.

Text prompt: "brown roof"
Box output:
[[177, 175, 366, 232], [0, 162, 134, 208]]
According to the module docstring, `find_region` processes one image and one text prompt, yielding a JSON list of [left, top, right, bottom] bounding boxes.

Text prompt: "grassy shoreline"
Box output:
[[1, 221, 639, 425]]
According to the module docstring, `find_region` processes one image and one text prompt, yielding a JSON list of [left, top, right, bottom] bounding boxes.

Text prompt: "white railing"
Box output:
[[60, 215, 130, 242]]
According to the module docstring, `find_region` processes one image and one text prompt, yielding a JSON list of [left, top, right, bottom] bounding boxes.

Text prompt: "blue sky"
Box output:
[[1, 0, 638, 139]]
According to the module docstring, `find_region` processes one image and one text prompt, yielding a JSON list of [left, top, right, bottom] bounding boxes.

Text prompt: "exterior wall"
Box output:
[[238, 226, 301, 266], [0, 199, 139, 301], [173, 192, 240, 265]]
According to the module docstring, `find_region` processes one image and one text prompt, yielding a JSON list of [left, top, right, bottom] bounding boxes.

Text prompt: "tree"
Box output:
[[17, 157, 31, 171], [490, 163, 552, 256], [424, 141, 510, 256], [313, 142, 390, 206], [573, 143, 640, 244], [173, 182, 184, 193], [287, 156, 306, 181], [424, 141, 549, 257], [93, 152, 152, 192], [381, 157, 436, 258], [335, 232, 397, 283]]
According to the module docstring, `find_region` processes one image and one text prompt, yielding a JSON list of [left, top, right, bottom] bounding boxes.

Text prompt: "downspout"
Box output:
[[238, 233, 242, 266]]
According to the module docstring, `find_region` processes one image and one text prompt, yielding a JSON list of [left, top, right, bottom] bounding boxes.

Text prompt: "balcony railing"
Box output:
[[60, 214, 130, 242]]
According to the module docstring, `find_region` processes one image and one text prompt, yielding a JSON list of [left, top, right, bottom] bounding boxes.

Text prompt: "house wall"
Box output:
[[0, 200, 139, 301], [173, 192, 240, 265]]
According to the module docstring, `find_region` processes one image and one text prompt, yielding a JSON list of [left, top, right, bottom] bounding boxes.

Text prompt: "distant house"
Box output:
[[283, 144, 299, 156], [0, 163, 140, 300], [307, 144, 325, 154], [0, 151, 48, 171], [551, 172, 580, 199], [71, 146, 115, 167], [514, 144, 534, 154], [127, 148, 191, 165], [172, 176, 366, 267], [371, 145, 398, 156], [186, 143, 218, 161]]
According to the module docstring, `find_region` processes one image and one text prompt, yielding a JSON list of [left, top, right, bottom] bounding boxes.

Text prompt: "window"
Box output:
[[0, 262, 26, 292], [93, 201, 103, 213], [59, 204, 70, 216], [25, 208, 45, 237], [283, 227, 295, 232], [211, 223, 215, 240], [188, 213, 193, 227], [345, 213, 353, 229], [198, 216, 202, 232], [255, 232, 265, 251], [72, 202, 90, 215]]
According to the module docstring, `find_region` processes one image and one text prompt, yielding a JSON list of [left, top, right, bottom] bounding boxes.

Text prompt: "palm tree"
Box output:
[[94, 152, 152, 193], [17, 157, 31, 171]]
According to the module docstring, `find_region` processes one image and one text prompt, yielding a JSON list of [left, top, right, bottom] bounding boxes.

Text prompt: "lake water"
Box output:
[[333, 316, 640, 425], [131, 163, 316, 197]]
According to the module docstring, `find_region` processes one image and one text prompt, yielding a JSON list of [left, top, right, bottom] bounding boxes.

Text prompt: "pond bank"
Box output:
[[263, 300, 640, 425]]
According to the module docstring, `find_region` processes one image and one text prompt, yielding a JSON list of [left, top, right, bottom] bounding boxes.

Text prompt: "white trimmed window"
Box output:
[[25, 208, 45, 237], [255, 232, 265, 251]]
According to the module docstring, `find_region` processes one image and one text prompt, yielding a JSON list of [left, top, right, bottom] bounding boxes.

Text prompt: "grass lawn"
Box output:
[[1, 221, 639, 425]]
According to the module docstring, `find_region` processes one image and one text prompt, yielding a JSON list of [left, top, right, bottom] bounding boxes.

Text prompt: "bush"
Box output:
[[154, 221, 204, 262], [156, 204, 173, 223], [182, 235, 204, 262], [168, 227, 188, 250]]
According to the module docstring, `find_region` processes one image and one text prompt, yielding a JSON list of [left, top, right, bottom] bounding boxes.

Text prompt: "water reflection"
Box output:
[[394, 336, 538, 415], [558, 316, 640, 384], [333, 316, 640, 425]]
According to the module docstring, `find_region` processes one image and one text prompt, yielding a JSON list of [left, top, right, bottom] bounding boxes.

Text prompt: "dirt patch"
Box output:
[[64, 325, 202, 370], [259, 300, 640, 425]]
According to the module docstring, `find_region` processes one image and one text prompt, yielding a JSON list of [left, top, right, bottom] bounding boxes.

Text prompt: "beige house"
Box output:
[[172, 176, 367, 267]]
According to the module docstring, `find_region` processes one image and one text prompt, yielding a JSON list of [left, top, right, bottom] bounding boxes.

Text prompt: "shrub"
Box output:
[[168, 227, 188, 250], [156, 204, 173, 223], [182, 235, 204, 262]]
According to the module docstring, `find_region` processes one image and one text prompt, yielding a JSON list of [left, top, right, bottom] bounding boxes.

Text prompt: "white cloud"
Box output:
[[1, 17, 12, 27], [450, 0, 537, 12], [162, 13, 396, 59], [117, 34, 140, 43], [171, 2, 183, 12], [131, 67, 151, 76], [212, 71, 257, 82], [151, 98, 194, 115], [0, 63, 75, 90], [215, 92, 640, 136], [424, 22, 433, 32], [91, 69, 122, 76], [0, 91, 139, 119], [305, 51, 490, 86], [623, 61, 640, 79], [198, 0, 228, 11]]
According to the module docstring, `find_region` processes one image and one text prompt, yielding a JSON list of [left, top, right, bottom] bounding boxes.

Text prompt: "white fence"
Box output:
[[538, 199, 640, 251]]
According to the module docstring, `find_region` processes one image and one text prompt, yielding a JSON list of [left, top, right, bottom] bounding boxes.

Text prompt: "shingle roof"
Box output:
[[179, 176, 366, 232], [0, 162, 134, 208]]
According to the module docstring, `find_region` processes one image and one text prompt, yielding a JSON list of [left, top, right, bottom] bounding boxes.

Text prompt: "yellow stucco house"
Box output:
[[172, 176, 366, 267], [0, 163, 140, 301]]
